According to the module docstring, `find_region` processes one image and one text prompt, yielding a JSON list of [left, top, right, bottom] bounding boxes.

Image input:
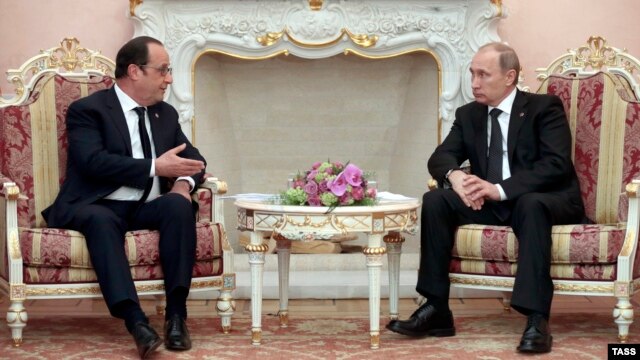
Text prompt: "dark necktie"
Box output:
[[486, 108, 503, 184], [133, 107, 153, 203]]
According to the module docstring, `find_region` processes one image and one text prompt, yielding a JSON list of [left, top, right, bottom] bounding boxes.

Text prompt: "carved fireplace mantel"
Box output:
[[130, 0, 505, 141]]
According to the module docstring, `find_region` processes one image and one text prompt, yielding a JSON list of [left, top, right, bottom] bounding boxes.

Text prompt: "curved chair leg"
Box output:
[[216, 289, 235, 333], [154, 295, 166, 316], [613, 296, 634, 343], [7, 300, 27, 346], [501, 292, 511, 312]]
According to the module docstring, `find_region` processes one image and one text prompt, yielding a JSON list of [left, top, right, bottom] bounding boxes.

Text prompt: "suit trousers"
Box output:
[[68, 193, 197, 317], [417, 188, 584, 316]]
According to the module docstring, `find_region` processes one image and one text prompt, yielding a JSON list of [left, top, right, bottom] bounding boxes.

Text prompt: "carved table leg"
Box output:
[[384, 231, 405, 321], [274, 233, 291, 327], [364, 233, 386, 350], [245, 231, 270, 345]]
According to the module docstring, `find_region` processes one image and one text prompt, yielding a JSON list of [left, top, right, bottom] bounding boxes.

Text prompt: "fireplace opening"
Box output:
[[193, 51, 440, 253]]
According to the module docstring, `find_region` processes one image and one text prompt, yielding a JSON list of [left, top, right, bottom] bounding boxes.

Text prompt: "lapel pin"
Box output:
[[519, 112, 524, 117], [154, 113, 159, 118]]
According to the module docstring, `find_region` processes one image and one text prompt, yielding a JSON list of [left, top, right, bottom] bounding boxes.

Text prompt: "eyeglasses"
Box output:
[[138, 64, 172, 76]]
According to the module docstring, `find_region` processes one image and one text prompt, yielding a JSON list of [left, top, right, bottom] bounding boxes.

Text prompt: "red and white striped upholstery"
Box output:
[[0, 39, 235, 346], [447, 71, 640, 343]]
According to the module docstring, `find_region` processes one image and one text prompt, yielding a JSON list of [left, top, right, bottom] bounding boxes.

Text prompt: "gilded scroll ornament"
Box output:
[[257, 28, 378, 49], [1, 37, 115, 106], [308, 0, 323, 11], [129, 0, 144, 16]]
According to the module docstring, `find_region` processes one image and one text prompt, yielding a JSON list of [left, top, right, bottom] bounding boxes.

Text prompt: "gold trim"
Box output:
[[191, 48, 442, 147], [256, 31, 285, 47], [279, 311, 289, 327], [257, 28, 378, 49], [627, 182, 639, 197], [24, 278, 223, 296], [245, 243, 270, 253], [370, 333, 380, 349], [490, 0, 503, 17], [129, 0, 143, 17], [10, 284, 26, 301], [383, 231, 405, 244], [363, 246, 386, 255], [1, 37, 115, 106], [251, 329, 262, 344], [4, 183, 20, 201], [308, 0, 323, 11], [450, 276, 615, 293]]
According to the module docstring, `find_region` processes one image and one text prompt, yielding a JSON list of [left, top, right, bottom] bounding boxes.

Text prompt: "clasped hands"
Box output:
[[447, 170, 500, 210], [156, 143, 206, 202]]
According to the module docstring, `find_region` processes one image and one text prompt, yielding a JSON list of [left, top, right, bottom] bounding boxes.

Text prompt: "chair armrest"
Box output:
[[193, 177, 227, 225], [427, 178, 438, 190], [1, 181, 25, 286], [615, 180, 640, 285]]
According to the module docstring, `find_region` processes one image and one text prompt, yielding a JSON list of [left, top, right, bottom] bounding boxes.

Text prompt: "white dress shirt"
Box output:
[[487, 87, 517, 201]]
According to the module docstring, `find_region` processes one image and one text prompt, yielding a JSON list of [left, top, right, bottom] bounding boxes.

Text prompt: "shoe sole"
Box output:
[[386, 323, 456, 338], [517, 336, 552, 353], [141, 338, 162, 359]]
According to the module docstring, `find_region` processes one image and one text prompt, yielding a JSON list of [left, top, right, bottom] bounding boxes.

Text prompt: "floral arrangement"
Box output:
[[280, 161, 377, 208]]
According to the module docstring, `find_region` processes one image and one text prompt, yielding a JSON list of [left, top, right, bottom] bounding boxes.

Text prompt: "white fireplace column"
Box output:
[[130, 0, 505, 299]]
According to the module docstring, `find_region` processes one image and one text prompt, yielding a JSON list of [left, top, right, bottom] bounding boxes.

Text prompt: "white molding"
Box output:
[[131, 0, 504, 141]]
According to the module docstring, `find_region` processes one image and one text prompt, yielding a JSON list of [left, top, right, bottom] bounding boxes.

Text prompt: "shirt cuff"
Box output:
[[150, 159, 156, 177], [496, 184, 507, 201], [177, 176, 195, 192]]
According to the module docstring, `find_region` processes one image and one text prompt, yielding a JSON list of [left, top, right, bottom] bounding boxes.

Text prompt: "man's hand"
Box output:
[[448, 171, 500, 210], [170, 179, 192, 202], [156, 144, 205, 178], [462, 175, 501, 210]]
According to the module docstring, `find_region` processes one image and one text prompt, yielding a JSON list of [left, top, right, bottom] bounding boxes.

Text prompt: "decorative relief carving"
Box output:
[[133, 0, 503, 140], [1, 37, 115, 106], [536, 36, 640, 97]]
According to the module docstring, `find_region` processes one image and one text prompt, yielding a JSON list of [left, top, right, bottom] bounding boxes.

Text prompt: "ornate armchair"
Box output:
[[0, 38, 235, 346], [441, 36, 640, 342]]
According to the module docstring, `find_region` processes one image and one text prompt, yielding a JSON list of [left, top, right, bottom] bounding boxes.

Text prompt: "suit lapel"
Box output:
[[507, 90, 527, 165], [147, 104, 166, 155], [474, 103, 489, 177], [106, 88, 133, 156]]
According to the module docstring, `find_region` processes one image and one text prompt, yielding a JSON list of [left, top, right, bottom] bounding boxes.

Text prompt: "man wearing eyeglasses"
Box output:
[[42, 36, 205, 359]]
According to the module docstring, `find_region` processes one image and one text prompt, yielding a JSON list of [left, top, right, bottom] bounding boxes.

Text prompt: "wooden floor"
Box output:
[[2, 293, 640, 319]]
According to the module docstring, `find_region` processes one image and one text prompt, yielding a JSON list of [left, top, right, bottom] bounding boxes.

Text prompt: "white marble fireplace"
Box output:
[[131, 0, 504, 298]]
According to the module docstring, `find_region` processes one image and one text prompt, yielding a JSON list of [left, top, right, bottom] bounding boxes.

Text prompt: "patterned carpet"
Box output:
[[1, 312, 635, 359]]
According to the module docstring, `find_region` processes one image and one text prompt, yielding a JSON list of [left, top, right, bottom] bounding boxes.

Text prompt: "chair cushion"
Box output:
[[449, 259, 617, 281], [453, 223, 626, 264], [18, 221, 224, 284]]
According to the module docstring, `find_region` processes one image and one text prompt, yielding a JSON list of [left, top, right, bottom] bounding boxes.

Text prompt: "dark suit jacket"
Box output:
[[428, 90, 582, 206], [42, 86, 206, 228]]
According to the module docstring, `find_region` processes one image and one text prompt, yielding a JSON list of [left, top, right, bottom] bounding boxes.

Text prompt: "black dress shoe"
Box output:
[[385, 303, 455, 337], [517, 314, 552, 353], [164, 314, 192, 351], [131, 322, 162, 359]]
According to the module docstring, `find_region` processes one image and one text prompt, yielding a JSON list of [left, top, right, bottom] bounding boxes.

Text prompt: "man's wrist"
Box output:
[[444, 169, 458, 186]]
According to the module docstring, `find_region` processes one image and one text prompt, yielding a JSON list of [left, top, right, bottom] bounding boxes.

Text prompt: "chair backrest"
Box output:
[[0, 38, 115, 228], [537, 72, 640, 224]]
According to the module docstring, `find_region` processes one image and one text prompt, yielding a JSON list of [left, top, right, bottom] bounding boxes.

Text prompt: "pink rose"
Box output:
[[366, 187, 377, 199], [307, 195, 321, 206], [339, 192, 354, 205], [351, 186, 364, 200], [318, 180, 329, 193], [304, 181, 318, 195], [312, 162, 322, 170], [293, 179, 305, 189]]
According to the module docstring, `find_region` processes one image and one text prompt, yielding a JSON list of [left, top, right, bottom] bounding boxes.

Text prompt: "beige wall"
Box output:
[[1, 0, 639, 94]]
